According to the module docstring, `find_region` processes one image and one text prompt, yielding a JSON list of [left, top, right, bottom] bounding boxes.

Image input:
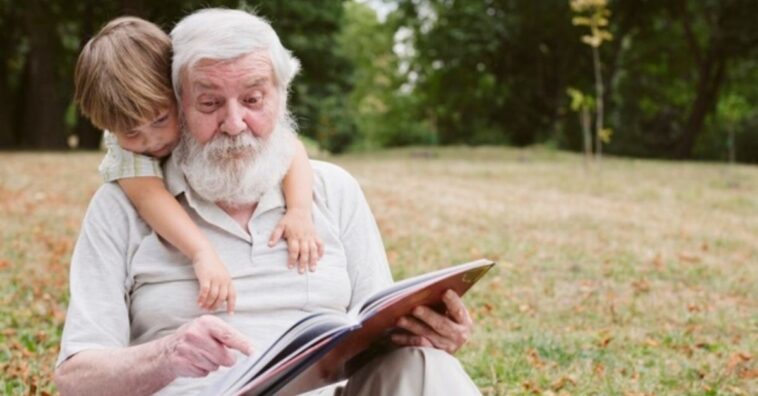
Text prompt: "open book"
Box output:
[[202, 258, 495, 396]]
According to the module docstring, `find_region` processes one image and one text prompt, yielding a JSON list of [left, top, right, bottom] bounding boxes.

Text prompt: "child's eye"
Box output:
[[152, 114, 169, 126], [125, 130, 140, 139]]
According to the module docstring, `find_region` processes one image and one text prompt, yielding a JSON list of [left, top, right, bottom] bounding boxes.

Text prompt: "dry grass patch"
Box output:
[[1, 147, 756, 395]]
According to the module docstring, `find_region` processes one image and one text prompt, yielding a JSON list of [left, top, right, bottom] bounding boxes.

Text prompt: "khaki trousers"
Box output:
[[307, 347, 481, 396]]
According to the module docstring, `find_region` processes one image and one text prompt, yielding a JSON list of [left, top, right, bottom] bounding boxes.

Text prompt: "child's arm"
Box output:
[[268, 140, 325, 273], [118, 177, 236, 314]]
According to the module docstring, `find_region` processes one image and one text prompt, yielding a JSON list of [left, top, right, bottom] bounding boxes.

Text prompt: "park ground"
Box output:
[[0, 147, 756, 395]]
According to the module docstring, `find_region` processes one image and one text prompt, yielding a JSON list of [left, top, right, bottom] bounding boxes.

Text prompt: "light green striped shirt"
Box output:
[[98, 131, 163, 182]]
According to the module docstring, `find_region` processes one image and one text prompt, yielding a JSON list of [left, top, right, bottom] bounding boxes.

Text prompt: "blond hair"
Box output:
[[74, 16, 173, 133]]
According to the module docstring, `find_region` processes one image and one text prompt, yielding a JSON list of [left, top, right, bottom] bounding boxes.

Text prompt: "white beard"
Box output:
[[176, 114, 297, 208]]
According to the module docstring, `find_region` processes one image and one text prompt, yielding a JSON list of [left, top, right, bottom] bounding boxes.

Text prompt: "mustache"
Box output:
[[205, 132, 261, 160]]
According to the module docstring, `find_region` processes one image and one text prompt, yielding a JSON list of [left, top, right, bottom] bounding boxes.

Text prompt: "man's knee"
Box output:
[[343, 347, 480, 396]]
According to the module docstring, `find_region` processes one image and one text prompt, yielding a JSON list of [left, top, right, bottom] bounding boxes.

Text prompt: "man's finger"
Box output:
[[207, 320, 254, 356], [442, 289, 472, 326], [396, 315, 457, 353], [411, 305, 457, 339], [390, 333, 433, 348]]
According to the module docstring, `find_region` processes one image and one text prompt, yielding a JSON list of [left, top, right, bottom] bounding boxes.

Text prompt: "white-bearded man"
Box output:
[[54, 8, 480, 396]]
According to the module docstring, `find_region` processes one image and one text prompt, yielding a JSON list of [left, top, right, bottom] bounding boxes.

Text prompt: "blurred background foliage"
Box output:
[[1, 0, 757, 162]]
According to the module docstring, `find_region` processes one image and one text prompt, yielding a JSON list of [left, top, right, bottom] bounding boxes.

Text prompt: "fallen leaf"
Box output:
[[678, 251, 701, 263], [551, 375, 576, 391]]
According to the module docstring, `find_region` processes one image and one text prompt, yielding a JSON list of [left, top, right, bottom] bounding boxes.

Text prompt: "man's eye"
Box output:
[[245, 95, 262, 105]]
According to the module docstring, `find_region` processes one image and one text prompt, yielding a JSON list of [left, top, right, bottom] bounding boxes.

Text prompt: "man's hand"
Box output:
[[161, 315, 253, 378], [391, 290, 473, 354]]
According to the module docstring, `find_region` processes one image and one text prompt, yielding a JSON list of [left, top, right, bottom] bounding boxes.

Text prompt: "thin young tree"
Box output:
[[567, 87, 595, 167], [717, 93, 750, 165], [570, 0, 613, 161]]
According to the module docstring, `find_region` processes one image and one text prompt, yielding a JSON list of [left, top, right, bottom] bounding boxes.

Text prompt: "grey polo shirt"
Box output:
[[56, 157, 393, 394]]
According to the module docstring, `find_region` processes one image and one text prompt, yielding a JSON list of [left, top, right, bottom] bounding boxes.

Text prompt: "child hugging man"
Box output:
[[74, 16, 323, 313]]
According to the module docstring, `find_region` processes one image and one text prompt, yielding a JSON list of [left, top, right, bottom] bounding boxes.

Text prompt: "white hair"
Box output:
[[170, 8, 301, 102]]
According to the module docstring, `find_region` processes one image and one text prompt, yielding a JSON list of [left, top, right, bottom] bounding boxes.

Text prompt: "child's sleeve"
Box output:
[[98, 130, 163, 182]]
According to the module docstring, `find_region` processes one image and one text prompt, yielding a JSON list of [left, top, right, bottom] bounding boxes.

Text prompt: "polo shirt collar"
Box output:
[[164, 155, 286, 241]]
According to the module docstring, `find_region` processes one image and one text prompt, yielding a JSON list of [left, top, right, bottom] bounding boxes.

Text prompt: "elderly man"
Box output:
[[54, 8, 479, 395]]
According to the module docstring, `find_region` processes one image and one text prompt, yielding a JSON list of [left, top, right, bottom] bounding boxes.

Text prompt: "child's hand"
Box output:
[[269, 207, 324, 273], [192, 249, 236, 314]]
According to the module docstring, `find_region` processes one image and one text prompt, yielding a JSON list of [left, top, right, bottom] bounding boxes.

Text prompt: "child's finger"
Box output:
[[269, 224, 285, 247], [298, 243, 310, 274], [227, 283, 237, 315], [309, 241, 318, 271], [207, 284, 220, 310], [288, 240, 300, 269], [217, 284, 228, 312], [316, 238, 325, 259], [198, 281, 211, 306]]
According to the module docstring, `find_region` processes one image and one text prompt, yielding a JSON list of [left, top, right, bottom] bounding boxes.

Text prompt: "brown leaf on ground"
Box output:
[[739, 368, 758, 379], [641, 337, 658, 347], [678, 251, 701, 263], [726, 351, 753, 372], [632, 279, 650, 294], [650, 253, 664, 270], [526, 348, 545, 369], [597, 334, 613, 348], [521, 380, 541, 394], [551, 375, 576, 391], [593, 362, 605, 376]]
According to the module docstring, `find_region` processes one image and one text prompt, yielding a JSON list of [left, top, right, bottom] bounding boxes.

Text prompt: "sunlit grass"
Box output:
[[1, 147, 756, 395]]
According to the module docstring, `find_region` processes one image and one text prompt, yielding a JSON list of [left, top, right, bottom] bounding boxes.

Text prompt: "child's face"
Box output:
[[115, 104, 180, 158]]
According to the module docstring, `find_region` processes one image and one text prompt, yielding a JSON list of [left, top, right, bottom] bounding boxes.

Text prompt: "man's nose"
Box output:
[[219, 102, 247, 136]]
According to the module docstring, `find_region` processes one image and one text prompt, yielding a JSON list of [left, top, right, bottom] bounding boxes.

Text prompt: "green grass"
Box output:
[[1, 147, 756, 395]]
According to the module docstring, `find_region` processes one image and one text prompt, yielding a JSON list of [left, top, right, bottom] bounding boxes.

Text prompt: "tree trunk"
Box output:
[[19, 0, 67, 149], [581, 107, 592, 166], [592, 45, 604, 161], [74, 0, 103, 150], [0, 6, 19, 147], [0, 49, 13, 147], [675, 49, 726, 158]]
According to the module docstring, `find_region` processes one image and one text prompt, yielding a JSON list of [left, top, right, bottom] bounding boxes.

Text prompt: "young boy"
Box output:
[[74, 16, 323, 314]]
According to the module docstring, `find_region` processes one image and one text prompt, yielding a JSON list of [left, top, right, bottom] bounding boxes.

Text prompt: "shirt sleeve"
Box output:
[[56, 184, 136, 367], [314, 161, 394, 309], [98, 130, 163, 182]]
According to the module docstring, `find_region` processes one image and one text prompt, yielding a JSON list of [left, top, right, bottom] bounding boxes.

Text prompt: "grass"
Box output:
[[1, 146, 756, 395]]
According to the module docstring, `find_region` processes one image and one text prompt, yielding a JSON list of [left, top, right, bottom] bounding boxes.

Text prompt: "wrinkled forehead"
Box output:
[[185, 51, 275, 90]]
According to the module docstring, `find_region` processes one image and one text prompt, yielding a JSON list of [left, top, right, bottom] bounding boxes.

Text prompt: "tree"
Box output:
[[566, 87, 595, 165], [570, 0, 613, 161], [717, 93, 750, 164]]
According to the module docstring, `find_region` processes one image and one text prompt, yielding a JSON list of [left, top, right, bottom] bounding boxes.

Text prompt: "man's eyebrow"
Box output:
[[193, 81, 220, 91], [246, 77, 270, 88]]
